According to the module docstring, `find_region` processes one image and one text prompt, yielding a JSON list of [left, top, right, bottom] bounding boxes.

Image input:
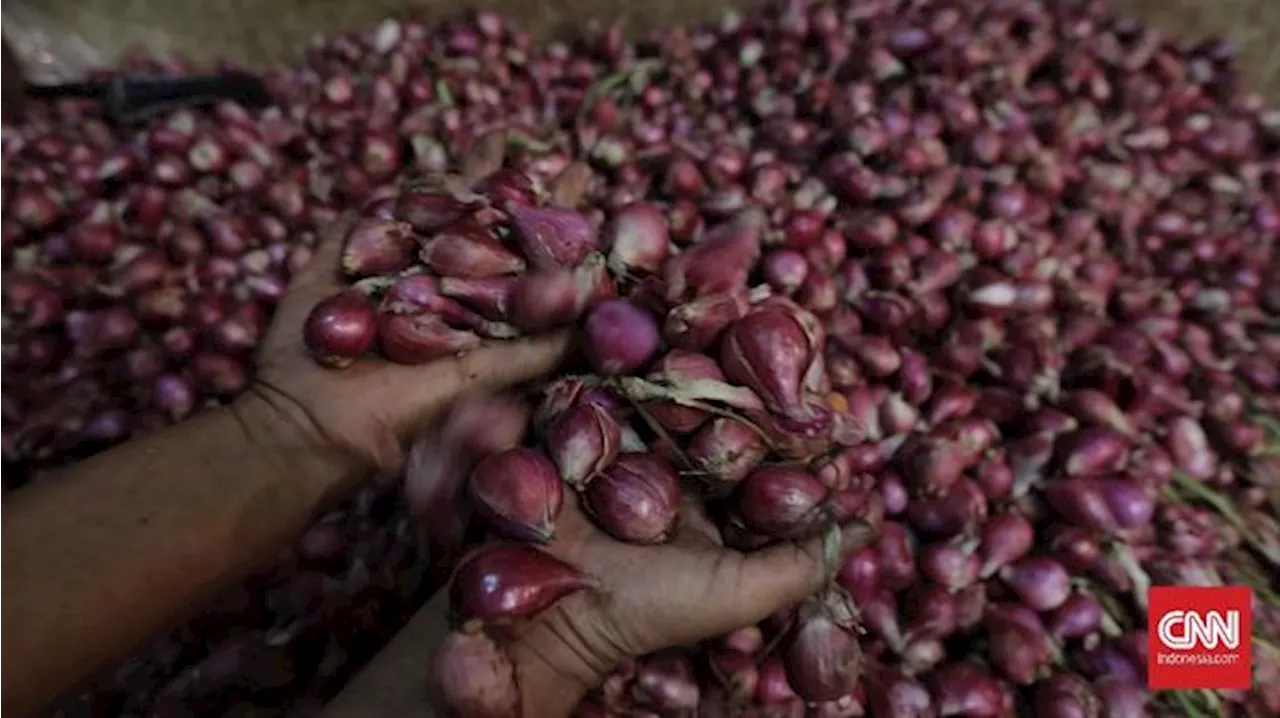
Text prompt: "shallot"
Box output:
[[584, 452, 681, 544], [304, 290, 377, 368], [469, 448, 563, 543], [449, 543, 593, 625], [433, 631, 520, 718]]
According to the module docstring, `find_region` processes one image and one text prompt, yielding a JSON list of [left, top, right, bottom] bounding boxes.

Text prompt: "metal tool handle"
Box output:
[[104, 71, 274, 121]]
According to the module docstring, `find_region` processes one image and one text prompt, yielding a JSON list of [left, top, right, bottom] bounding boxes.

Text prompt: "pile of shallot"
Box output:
[[314, 169, 885, 713], [4, 0, 1280, 716]]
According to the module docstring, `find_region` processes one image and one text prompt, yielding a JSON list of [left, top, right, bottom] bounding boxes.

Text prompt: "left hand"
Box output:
[[415, 451, 877, 718], [243, 134, 577, 478], [495, 493, 877, 716]]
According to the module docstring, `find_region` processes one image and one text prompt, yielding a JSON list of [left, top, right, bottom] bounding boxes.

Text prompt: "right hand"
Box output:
[[243, 133, 578, 480]]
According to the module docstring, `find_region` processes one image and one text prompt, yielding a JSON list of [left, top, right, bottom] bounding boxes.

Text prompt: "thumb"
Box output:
[[716, 521, 878, 631], [269, 212, 356, 333], [376, 330, 573, 437]]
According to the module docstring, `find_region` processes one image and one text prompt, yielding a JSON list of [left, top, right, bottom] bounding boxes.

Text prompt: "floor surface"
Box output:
[[25, 0, 1280, 99]]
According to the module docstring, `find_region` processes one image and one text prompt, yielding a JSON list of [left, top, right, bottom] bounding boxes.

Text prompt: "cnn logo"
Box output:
[[1156, 609, 1241, 650], [1148, 586, 1252, 690]]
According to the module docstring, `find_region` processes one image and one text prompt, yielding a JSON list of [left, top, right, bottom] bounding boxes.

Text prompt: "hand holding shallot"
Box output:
[[431, 474, 877, 718], [271, 137, 579, 474]]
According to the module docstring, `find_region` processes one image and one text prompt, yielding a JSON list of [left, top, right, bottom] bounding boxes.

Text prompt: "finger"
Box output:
[[712, 521, 878, 630], [289, 212, 355, 293], [379, 331, 573, 439], [436, 330, 573, 396], [461, 130, 508, 185], [547, 161, 593, 208], [274, 212, 357, 323]]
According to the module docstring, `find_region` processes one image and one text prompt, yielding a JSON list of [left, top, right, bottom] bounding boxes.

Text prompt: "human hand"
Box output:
[[435, 487, 877, 717], [241, 134, 580, 478]]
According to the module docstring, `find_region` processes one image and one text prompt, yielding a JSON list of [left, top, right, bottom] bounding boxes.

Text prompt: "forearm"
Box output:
[[320, 593, 452, 718], [1, 392, 360, 717]]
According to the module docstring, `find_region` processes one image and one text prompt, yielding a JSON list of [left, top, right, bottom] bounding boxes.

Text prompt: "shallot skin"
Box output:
[[469, 448, 564, 543], [449, 543, 593, 624], [584, 299, 660, 375], [721, 307, 814, 420], [341, 217, 417, 277], [663, 208, 764, 300], [605, 202, 670, 274], [737, 468, 830, 540], [509, 268, 582, 332], [584, 452, 681, 544], [1001, 557, 1072, 611], [545, 400, 622, 489], [510, 204, 598, 270], [631, 649, 701, 713], [783, 600, 863, 702], [645, 350, 724, 433], [303, 290, 377, 368], [688, 417, 768, 486], [420, 222, 526, 278], [377, 311, 480, 364]]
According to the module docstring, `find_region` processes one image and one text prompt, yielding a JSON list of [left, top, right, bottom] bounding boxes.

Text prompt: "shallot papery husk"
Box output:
[[9, 0, 1280, 715], [644, 350, 725, 433]]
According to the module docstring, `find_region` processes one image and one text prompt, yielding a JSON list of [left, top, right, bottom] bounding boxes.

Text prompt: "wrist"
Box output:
[[507, 641, 597, 718], [228, 390, 364, 500]]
